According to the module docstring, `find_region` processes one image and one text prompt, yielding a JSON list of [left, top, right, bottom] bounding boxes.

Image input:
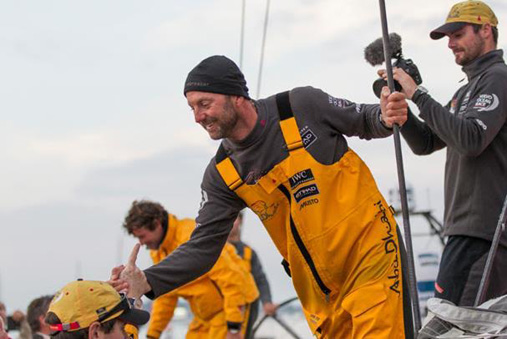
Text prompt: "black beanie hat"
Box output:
[[184, 55, 250, 99]]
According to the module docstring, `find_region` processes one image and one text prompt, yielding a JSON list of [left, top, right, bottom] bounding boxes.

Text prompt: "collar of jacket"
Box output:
[[157, 213, 177, 252], [462, 49, 504, 80]]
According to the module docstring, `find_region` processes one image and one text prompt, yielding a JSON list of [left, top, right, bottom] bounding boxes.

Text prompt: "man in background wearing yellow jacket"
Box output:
[[122, 200, 259, 339]]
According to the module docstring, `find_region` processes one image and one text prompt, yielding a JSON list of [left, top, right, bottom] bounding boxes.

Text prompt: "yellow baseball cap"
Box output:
[[47, 280, 149, 333], [430, 0, 498, 40]]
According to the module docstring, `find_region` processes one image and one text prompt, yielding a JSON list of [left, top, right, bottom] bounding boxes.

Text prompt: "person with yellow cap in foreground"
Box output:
[[45, 280, 150, 339]]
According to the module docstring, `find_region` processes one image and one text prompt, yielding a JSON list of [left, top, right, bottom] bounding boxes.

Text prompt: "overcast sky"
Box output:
[[0, 0, 505, 312]]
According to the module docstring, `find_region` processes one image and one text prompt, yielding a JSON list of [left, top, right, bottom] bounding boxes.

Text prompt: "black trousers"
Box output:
[[244, 298, 259, 339], [435, 235, 507, 306]]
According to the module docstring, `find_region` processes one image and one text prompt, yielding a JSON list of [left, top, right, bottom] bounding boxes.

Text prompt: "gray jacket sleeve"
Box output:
[[291, 86, 393, 140], [144, 159, 246, 298], [249, 248, 273, 304], [412, 68, 507, 157], [400, 107, 447, 155]]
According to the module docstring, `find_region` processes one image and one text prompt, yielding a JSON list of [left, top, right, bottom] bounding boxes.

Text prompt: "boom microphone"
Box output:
[[364, 32, 422, 98], [364, 32, 402, 66]]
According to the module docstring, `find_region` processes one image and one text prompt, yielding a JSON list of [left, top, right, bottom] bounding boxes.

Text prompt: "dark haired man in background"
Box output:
[[122, 200, 259, 339], [27, 296, 53, 339]]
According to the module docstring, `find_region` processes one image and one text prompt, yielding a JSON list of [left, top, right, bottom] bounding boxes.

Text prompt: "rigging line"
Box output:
[[239, 0, 246, 69], [256, 0, 270, 99]]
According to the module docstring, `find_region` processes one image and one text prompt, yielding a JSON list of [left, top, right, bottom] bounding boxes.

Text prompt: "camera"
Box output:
[[372, 54, 423, 98], [364, 33, 423, 98]]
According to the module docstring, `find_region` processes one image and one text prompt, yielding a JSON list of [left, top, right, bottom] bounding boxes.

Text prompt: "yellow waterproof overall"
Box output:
[[241, 245, 253, 272], [216, 92, 407, 338]]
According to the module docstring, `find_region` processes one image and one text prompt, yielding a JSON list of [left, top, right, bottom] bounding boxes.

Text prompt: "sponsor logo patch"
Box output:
[[300, 126, 317, 148], [245, 169, 264, 185], [474, 93, 499, 112], [199, 190, 208, 210], [458, 91, 471, 114], [375, 200, 400, 295], [475, 119, 488, 130], [293, 183, 320, 203], [300, 198, 319, 210], [449, 98, 457, 114], [96, 307, 107, 315], [289, 169, 315, 189], [328, 95, 352, 108], [251, 200, 279, 221]]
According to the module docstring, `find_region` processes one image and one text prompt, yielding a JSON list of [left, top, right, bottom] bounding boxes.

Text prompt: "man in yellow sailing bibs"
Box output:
[[115, 55, 412, 338], [122, 200, 259, 339]]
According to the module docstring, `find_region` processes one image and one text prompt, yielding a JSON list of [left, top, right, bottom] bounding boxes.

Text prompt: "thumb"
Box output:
[[127, 243, 141, 267], [110, 265, 125, 280], [381, 86, 391, 99]]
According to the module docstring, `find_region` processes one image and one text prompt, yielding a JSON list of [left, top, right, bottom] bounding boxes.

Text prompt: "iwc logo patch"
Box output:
[[289, 169, 315, 189]]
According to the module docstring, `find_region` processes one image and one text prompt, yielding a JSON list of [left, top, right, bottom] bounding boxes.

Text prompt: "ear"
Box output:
[[154, 219, 162, 229], [88, 322, 102, 339], [481, 23, 492, 39], [231, 95, 244, 108]]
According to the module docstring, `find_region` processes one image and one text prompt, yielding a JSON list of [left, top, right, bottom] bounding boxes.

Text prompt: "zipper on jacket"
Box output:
[[278, 184, 331, 301]]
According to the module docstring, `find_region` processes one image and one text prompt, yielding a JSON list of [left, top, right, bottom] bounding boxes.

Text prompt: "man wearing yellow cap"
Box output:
[[45, 280, 150, 339], [381, 0, 507, 306]]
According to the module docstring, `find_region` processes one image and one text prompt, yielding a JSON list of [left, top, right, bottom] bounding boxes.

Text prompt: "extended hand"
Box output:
[[119, 243, 152, 298], [108, 264, 129, 293], [263, 302, 278, 316], [380, 87, 408, 128]]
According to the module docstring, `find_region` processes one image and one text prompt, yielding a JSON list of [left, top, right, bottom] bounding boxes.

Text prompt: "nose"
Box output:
[[193, 108, 205, 124], [447, 37, 455, 50]]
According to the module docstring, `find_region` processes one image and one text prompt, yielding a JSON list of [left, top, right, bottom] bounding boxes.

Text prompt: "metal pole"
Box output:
[[378, 0, 421, 333], [256, 0, 270, 99], [239, 0, 246, 69], [474, 194, 507, 306], [251, 297, 298, 337]]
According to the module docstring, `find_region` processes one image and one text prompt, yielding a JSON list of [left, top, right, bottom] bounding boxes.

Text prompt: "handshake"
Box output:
[[108, 244, 152, 299]]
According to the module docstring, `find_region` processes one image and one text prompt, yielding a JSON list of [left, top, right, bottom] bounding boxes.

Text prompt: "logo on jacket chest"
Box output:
[[293, 184, 320, 203], [300, 126, 317, 149], [251, 200, 279, 221], [289, 169, 315, 189]]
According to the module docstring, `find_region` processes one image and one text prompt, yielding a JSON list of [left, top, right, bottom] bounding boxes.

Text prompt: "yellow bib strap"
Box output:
[[280, 118, 304, 151], [275, 91, 304, 152], [215, 144, 243, 191]]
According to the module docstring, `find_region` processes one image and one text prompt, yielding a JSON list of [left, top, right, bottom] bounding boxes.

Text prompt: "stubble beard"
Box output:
[[456, 35, 485, 66], [207, 98, 239, 140]]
